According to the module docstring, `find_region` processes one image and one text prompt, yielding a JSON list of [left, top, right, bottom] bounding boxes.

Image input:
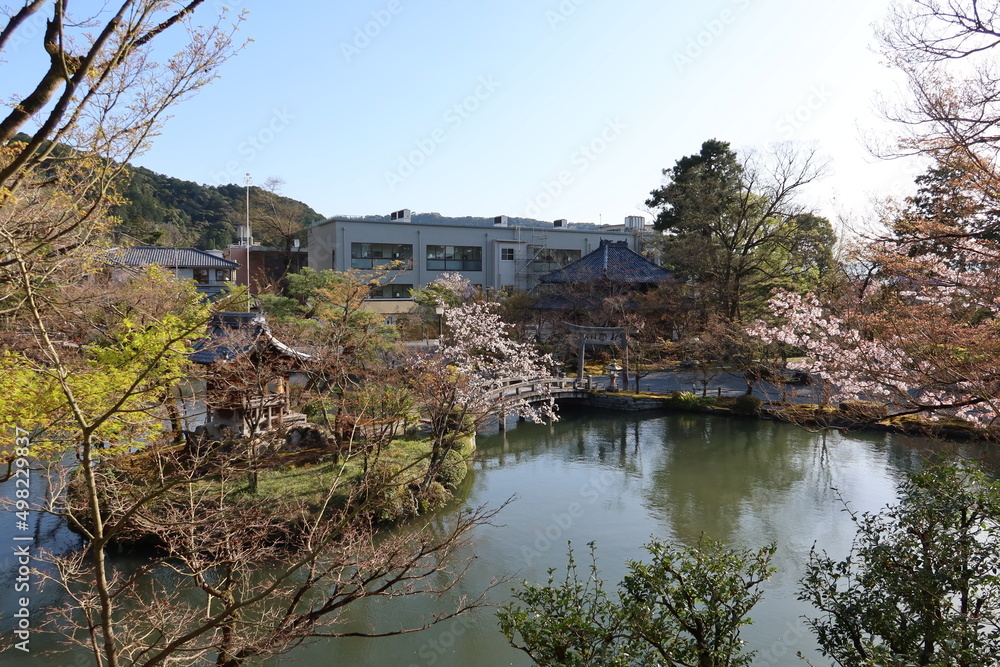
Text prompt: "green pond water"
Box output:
[[0, 408, 984, 666], [277, 407, 973, 666]]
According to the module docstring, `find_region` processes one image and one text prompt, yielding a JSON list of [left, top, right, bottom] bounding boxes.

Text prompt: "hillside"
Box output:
[[112, 168, 325, 249]]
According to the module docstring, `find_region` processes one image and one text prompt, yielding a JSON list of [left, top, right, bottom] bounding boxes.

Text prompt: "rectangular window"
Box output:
[[426, 245, 483, 271], [192, 268, 209, 284], [369, 284, 413, 299], [500, 248, 515, 261], [215, 269, 231, 282], [530, 248, 581, 273], [350, 243, 413, 269]]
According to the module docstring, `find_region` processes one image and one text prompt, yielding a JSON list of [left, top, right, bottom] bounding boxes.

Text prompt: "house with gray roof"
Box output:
[[108, 246, 240, 298]]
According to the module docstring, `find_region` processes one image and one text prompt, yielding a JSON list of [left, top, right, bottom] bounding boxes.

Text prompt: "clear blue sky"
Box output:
[[6, 0, 924, 227]]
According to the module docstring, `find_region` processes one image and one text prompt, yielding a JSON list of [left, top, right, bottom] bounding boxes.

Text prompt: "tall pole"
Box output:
[[244, 172, 252, 246], [244, 173, 252, 311]]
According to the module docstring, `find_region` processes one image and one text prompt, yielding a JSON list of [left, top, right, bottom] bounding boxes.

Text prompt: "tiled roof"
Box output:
[[539, 240, 673, 285], [111, 246, 239, 269], [190, 312, 313, 364]]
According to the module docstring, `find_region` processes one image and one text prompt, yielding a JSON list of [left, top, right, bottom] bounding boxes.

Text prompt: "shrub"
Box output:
[[800, 461, 1000, 664], [436, 448, 469, 490], [663, 391, 717, 411], [417, 481, 451, 513], [499, 537, 775, 667], [368, 463, 417, 523], [733, 394, 763, 416]]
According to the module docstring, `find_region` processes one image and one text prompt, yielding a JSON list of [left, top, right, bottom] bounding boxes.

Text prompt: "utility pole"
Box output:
[[244, 173, 252, 311], [244, 172, 252, 246]]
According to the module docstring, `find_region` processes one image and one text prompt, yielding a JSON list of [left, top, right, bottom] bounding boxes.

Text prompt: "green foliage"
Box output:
[[799, 461, 1000, 666], [646, 139, 833, 320], [256, 293, 305, 321], [662, 391, 717, 411], [498, 537, 775, 667], [622, 537, 776, 667], [0, 266, 208, 459], [436, 447, 469, 490], [110, 166, 323, 248], [733, 394, 763, 416], [369, 462, 418, 523], [286, 267, 346, 304], [419, 481, 451, 513], [499, 543, 631, 667], [409, 280, 470, 309]]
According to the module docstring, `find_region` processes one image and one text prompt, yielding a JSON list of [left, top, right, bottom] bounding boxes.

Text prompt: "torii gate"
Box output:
[[564, 322, 638, 391]]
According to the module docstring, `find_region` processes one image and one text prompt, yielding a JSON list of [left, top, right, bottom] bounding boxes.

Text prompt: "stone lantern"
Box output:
[[605, 360, 622, 391]]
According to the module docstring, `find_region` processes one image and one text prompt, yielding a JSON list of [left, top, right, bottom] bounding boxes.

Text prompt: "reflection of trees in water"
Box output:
[[475, 407, 648, 481], [475, 409, 989, 556], [642, 416, 819, 546]]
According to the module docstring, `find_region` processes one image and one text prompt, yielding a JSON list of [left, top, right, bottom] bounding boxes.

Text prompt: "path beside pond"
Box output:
[[632, 369, 823, 404]]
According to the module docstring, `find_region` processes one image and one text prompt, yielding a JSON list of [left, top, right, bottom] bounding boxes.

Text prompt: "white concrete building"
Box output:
[[308, 211, 646, 313]]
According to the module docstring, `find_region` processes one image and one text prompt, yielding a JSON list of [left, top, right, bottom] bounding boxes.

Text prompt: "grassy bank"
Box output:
[[73, 431, 477, 549]]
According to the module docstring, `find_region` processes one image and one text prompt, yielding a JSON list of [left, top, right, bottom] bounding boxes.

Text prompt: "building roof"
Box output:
[[190, 312, 313, 364], [111, 246, 239, 269], [315, 215, 631, 236], [539, 240, 672, 285]]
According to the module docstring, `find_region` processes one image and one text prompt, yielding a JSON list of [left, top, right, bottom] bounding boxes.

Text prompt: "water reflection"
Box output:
[[2, 410, 989, 667]]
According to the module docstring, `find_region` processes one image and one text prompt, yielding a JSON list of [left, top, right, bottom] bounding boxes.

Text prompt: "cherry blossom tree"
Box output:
[[748, 224, 1000, 428], [746, 0, 1000, 432], [411, 294, 557, 489]]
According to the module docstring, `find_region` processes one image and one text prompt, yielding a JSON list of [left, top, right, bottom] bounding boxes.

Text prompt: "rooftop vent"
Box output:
[[553, 218, 568, 229], [494, 215, 509, 227], [390, 209, 412, 222]]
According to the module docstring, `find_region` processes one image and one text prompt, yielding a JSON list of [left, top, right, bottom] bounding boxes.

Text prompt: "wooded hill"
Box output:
[[111, 167, 326, 249]]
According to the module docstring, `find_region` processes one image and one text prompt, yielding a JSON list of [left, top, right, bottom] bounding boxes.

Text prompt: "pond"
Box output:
[[0, 408, 984, 666], [282, 407, 974, 666]]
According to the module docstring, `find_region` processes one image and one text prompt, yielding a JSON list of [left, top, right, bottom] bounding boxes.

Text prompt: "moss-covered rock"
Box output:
[[838, 400, 889, 422]]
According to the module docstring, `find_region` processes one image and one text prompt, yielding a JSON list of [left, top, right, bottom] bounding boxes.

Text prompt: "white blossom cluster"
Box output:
[[439, 300, 558, 424], [748, 232, 1000, 427]]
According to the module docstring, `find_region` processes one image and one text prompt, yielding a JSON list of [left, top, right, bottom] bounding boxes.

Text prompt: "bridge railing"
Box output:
[[494, 375, 604, 403], [489, 375, 604, 430]]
